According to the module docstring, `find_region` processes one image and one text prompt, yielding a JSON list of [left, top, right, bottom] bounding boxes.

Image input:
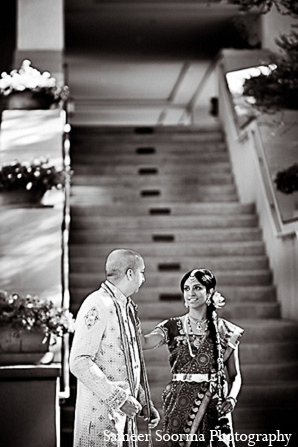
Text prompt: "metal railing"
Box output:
[[218, 60, 298, 238], [186, 54, 220, 125]]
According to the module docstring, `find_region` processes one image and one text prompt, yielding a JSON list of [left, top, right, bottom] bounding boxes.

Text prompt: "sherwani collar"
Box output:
[[104, 280, 127, 304]]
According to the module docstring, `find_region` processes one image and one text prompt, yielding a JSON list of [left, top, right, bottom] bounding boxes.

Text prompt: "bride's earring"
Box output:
[[206, 294, 211, 306], [184, 300, 189, 308]]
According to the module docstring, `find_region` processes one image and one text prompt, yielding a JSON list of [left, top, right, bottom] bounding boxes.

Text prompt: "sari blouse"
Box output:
[[155, 316, 243, 371]]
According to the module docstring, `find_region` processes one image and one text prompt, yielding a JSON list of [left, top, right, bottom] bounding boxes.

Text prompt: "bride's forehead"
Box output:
[[184, 278, 203, 286]]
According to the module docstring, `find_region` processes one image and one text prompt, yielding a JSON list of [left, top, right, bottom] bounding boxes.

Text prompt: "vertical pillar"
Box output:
[[14, 0, 64, 81], [261, 7, 296, 53]]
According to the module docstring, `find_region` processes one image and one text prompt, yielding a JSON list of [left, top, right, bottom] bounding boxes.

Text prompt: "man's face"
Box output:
[[130, 258, 146, 295]]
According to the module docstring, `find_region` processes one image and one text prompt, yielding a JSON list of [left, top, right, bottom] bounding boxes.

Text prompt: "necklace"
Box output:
[[187, 316, 208, 348], [188, 315, 208, 336], [183, 317, 206, 356]]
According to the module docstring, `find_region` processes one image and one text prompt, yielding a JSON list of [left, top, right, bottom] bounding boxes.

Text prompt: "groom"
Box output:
[[70, 248, 159, 447]]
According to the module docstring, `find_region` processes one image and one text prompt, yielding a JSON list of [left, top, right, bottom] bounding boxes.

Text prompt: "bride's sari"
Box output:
[[154, 317, 243, 447]]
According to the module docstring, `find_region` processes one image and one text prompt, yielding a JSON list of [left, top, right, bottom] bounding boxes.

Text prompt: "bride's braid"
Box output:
[[206, 302, 218, 363], [180, 268, 225, 410], [210, 305, 225, 411]]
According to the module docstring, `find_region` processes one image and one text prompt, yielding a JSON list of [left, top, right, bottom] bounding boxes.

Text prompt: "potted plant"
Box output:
[[274, 163, 298, 194], [212, 0, 298, 16], [0, 158, 67, 205], [0, 289, 75, 365], [242, 30, 298, 113], [0, 59, 69, 110]]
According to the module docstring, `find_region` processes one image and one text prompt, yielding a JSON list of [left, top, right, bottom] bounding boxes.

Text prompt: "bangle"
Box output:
[[227, 396, 237, 405]]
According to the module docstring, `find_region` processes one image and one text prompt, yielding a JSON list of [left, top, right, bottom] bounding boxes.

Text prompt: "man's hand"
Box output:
[[142, 404, 160, 429], [120, 396, 142, 418]]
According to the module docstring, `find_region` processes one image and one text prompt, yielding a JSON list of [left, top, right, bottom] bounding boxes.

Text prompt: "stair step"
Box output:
[[70, 285, 276, 304], [70, 193, 238, 204], [72, 151, 230, 164], [142, 341, 298, 365], [233, 405, 298, 428], [70, 202, 256, 216], [72, 173, 233, 186], [69, 215, 257, 230], [71, 127, 224, 142], [70, 300, 280, 320], [141, 319, 298, 343], [69, 270, 273, 289], [71, 162, 232, 175], [143, 362, 298, 383], [70, 184, 238, 200], [138, 301, 280, 320], [71, 127, 224, 135], [71, 123, 223, 133], [71, 132, 225, 143], [71, 141, 228, 154], [69, 241, 266, 257], [239, 382, 298, 406], [69, 228, 263, 244], [70, 254, 268, 272], [242, 362, 298, 382]]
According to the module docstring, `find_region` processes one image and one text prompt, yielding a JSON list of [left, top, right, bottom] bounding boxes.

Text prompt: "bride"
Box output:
[[141, 268, 244, 447]]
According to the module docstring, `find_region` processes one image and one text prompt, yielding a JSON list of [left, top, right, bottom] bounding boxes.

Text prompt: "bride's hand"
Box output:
[[220, 396, 236, 414]]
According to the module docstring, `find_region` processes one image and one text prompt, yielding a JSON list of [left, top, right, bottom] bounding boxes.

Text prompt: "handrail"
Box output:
[[73, 57, 220, 126], [252, 126, 298, 235], [276, 229, 298, 239], [218, 60, 298, 236], [250, 127, 283, 234], [186, 54, 220, 124], [73, 98, 187, 108], [218, 61, 254, 141]]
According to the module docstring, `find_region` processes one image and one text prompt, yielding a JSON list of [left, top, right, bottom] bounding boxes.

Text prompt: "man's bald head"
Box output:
[[105, 249, 143, 281]]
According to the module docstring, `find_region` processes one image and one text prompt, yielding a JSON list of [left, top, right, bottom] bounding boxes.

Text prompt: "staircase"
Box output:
[[61, 125, 298, 446]]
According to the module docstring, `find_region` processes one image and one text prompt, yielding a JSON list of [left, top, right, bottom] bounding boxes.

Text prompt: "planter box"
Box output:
[[5, 90, 57, 110], [0, 327, 49, 365], [0, 189, 45, 206]]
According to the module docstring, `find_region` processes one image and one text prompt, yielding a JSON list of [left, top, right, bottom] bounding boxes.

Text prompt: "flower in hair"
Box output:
[[212, 291, 225, 309]]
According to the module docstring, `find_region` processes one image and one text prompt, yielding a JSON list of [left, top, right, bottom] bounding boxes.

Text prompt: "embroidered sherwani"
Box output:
[[70, 281, 145, 447]]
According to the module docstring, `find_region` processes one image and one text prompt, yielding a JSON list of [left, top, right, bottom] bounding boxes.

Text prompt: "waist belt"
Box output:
[[172, 373, 209, 383]]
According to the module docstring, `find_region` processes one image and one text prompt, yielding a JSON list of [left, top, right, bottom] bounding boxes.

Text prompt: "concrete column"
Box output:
[[14, 0, 64, 81]]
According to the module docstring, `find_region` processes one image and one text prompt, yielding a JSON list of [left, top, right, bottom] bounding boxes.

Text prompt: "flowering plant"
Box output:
[[0, 158, 66, 194], [210, 0, 298, 16], [0, 289, 75, 340], [0, 59, 69, 104], [274, 163, 298, 194], [242, 30, 298, 113]]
